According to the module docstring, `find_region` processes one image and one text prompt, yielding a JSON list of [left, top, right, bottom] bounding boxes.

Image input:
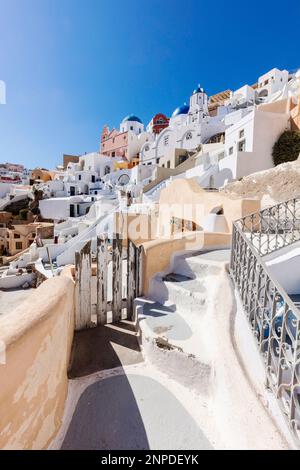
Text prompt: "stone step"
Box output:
[[172, 249, 230, 279], [149, 273, 207, 315], [134, 298, 211, 393]]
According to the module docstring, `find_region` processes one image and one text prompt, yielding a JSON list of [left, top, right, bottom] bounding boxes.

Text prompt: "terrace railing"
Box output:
[[230, 198, 300, 445], [235, 198, 300, 257]]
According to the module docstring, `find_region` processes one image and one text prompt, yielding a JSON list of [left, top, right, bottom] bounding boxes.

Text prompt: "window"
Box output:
[[130, 126, 133, 131], [14, 233, 20, 239], [164, 135, 169, 146], [16, 242, 22, 250], [78, 175, 81, 181], [229, 147, 233, 155], [145, 145, 150, 152], [167, 161, 170, 168], [238, 139, 246, 152], [156, 158, 160, 164], [239, 129, 244, 139], [179, 155, 187, 165]]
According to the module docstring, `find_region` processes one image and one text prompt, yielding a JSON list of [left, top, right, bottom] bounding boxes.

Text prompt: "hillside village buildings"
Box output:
[[1, 66, 300, 450], [100, 114, 150, 165], [0, 67, 299, 250]]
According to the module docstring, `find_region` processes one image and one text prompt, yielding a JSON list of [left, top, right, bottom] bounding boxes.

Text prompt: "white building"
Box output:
[[140, 85, 229, 165], [192, 105, 290, 189], [256, 68, 289, 103], [230, 85, 255, 108], [39, 195, 101, 221]]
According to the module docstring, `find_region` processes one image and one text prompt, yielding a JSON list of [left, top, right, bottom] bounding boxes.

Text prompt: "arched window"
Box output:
[[258, 89, 268, 98]]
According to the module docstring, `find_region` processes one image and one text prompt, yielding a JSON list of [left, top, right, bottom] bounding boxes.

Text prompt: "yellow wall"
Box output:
[[30, 169, 53, 182], [0, 269, 75, 449]]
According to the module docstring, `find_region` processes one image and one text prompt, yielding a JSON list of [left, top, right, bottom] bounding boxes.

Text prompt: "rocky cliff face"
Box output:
[[222, 157, 300, 206]]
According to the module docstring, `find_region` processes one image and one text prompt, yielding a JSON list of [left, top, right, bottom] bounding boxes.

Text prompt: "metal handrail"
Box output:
[[234, 198, 300, 257], [230, 199, 300, 445]]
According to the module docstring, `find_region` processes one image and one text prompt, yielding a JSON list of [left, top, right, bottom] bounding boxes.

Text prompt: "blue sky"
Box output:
[[0, 0, 299, 169]]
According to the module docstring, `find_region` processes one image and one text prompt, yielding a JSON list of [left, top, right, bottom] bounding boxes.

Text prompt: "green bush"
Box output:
[[272, 130, 300, 166], [19, 208, 28, 220]]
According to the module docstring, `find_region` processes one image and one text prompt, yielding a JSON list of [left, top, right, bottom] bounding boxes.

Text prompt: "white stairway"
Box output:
[[135, 250, 230, 390], [133, 249, 291, 449]]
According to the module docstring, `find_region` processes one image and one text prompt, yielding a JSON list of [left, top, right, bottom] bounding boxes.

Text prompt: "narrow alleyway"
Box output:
[[53, 321, 213, 450]]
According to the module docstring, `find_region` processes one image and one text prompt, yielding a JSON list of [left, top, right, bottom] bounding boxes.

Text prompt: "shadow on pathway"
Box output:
[[68, 320, 143, 379]]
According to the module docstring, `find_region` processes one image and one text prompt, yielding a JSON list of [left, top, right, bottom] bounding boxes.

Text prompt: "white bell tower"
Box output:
[[188, 84, 208, 124]]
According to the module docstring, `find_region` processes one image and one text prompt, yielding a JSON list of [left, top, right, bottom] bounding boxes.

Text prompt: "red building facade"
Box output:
[[148, 113, 169, 134]]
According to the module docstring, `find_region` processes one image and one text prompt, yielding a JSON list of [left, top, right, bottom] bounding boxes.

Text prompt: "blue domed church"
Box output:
[[140, 84, 228, 166]]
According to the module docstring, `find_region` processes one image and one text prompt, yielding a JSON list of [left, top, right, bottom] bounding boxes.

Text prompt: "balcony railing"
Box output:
[[230, 198, 300, 445]]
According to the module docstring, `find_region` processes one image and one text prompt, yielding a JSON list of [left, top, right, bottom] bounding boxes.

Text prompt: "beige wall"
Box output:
[[115, 211, 158, 246], [142, 157, 196, 194], [158, 148, 189, 169], [5, 223, 54, 256], [158, 178, 260, 234], [0, 211, 12, 224], [291, 95, 300, 131], [0, 269, 75, 449], [258, 98, 290, 114], [140, 231, 232, 294], [138, 179, 260, 294]]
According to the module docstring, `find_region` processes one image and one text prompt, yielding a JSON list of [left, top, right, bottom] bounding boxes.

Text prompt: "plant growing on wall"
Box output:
[[19, 208, 28, 220], [272, 130, 300, 166]]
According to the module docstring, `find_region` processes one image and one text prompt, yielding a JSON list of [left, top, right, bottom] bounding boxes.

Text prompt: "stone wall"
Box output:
[[0, 268, 75, 449]]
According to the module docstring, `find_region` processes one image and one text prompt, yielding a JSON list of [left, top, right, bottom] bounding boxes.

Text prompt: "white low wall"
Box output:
[[0, 273, 34, 290], [266, 245, 300, 295]]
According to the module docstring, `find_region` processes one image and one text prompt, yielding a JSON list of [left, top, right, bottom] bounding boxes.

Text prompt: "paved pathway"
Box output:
[[55, 321, 213, 450], [61, 372, 213, 450]]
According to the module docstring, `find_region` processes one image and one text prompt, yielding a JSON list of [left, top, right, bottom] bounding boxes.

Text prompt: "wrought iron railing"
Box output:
[[235, 198, 300, 257], [230, 198, 300, 445]]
